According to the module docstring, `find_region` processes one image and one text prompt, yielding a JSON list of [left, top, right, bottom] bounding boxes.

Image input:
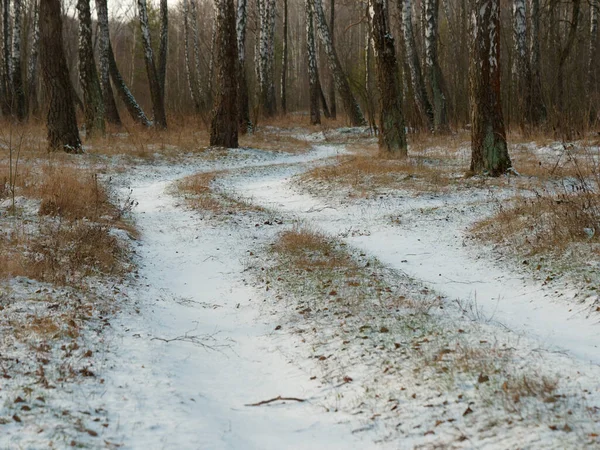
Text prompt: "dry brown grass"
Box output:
[[176, 170, 264, 216], [239, 129, 312, 153]]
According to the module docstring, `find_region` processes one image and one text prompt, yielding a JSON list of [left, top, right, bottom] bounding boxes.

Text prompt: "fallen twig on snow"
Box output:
[[245, 395, 305, 407]]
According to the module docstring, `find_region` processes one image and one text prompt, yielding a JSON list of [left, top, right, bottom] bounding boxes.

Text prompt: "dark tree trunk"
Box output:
[[95, 0, 121, 125], [312, 0, 365, 126], [370, 0, 407, 155], [1, 0, 12, 116], [108, 42, 151, 127], [470, 0, 511, 175], [27, 0, 40, 117], [158, 0, 168, 96], [306, 0, 320, 124], [210, 0, 238, 148], [529, 0, 546, 124], [137, 0, 167, 129], [281, 0, 288, 115], [328, 0, 336, 119], [40, 0, 82, 152], [237, 0, 251, 132], [425, 0, 449, 132], [77, 0, 105, 138], [11, 0, 25, 121]]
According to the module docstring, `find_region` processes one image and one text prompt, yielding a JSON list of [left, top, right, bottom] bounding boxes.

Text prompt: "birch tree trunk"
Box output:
[[183, 0, 201, 112], [400, 0, 434, 129], [306, 0, 320, 124], [40, 0, 82, 152], [529, 0, 546, 124], [469, 0, 511, 175], [27, 0, 39, 117], [2, 0, 12, 116], [512, 0, 532, 127], [95, 0, 121, 125], [425, 0, 449, 131], [108, 42, 151, 127], [259, 0, 276, 116], [10, 0, 24, 120], [313, 0, 365, 126], [137, 0, 167, 128], [237, 0, 251, 132], [190, 0, 202, 103], [281, 0, 288, 115], [77, 0, 105, 138], [328, 0, 336, 119], [370, 0, 407, 155], [210, 0, 238, 147]]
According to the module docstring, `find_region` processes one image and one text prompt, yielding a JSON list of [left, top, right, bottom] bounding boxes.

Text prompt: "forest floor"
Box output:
[[1, 122, 599, 449]]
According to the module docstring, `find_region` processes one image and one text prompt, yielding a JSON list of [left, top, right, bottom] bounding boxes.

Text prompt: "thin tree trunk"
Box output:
[[306, 0, 320, 124], [470, 0, 511, 175], [158, 0, 168, 96], [2, 0, 12, 115], [27, 0, 39, 117], [312, 0, 365, 126], [40, 0, 82, 152], [183, 0, 201, 112], [10, 0, 24, 120], [400, 0, 434, 129], [588, 0, 598, 121], [237, 0, 251, 132], [557, 0, 581, 117], [108, 42, 151, 127], [529, 0, 545, 124], [207, 21, 216, 107], [210, 0, 238, 147], [77, 0, 105, 138], [370, 0, 407, 155], [259, 0, 276, 116], [95, 0, 121, 125], [425, 0, 448, 131], [137, 0, 167, 128], [190, 0, 203, 105], [317, 68, 331, 117], [328, 0, 336, 119], [281, 0, 288, 115]]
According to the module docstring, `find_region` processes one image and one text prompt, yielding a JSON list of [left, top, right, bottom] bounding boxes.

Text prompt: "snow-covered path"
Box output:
[[98, 150, 378, 449], [225, 149, 600, 366], [97, 144, 599, 448]]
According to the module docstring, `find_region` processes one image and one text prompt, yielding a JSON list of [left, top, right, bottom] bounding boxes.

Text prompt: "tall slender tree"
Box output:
[[137, 0, 167, 128], [158, 0, 168, 96], [425, 0, 448, 131], [370, 0, 407, 154], [40, 0, 81, 152], [513, 0, 532, 127], [312, 0, 365, 126], [210, 0, 238, 147], [400, 0, 434, 129], [236, 0, 251, 132], [1, 0, 12, 116], [11, 0, 25, 120], [183, 0, 201, 112], [77, 0, 105, 138], [588, 0, 598, 121], [281, 0, 288, 115], [306, 0, 320, 125], [258, 0, 277, 116], [529, 0, 546, 124], [328, 0, 336, 119], [27, 0, 40, 117], [95, 0, 121, 125], [469, 0, 511, 175]]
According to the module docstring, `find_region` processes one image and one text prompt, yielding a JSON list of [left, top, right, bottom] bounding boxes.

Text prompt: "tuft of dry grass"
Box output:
[[239, 128, 312, 153], [176, 170, 264, 216]]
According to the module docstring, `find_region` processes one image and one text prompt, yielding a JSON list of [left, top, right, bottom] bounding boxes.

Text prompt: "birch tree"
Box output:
[[588, 0, 598, 120], [328, 0, 336, 119], [40, 0, 81, 152], [10, 0, 24, 120], [370, 0, 407, 155], [400, 0, 434, 129], [137, 0, 167, 128], [27, 0, 39, 117], [513, 0, 532, 127], [469, 0, 511, 175], [210, 0, 238, 148], [258, 0, 277, 116], [77, 0, 105, 138], [306, 0, 320, 124], [237, 0, 251, 132], [158, 0, 168, 96], [95, 0, 121, 125], [313, 0, 365, 126], [183, 0, 201, 112], [425, 0, 448, 131]]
